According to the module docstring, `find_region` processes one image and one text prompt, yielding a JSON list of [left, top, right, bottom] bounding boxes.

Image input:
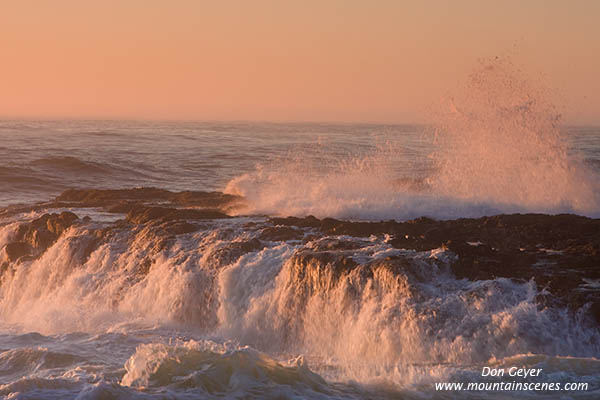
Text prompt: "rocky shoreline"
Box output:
[[269, 213, 600, 323], [1, 188, 599, 325]]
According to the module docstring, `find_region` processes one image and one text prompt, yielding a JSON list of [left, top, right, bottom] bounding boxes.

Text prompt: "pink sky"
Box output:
[[1, 1, 598, 123]]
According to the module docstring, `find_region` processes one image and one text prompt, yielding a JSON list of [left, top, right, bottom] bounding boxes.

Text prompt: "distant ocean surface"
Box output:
[[1, 120, 599, 217], [0, 121, 424, 208], [1, 119, 600, 399]]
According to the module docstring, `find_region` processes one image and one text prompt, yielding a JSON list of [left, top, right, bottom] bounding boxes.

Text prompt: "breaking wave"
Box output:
[[225, 57, 600, 220], [1, 211, 599, 398], [1, 58, 600, 399]]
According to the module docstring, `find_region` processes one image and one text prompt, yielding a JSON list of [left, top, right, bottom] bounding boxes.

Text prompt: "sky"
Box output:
[[1, 1, 599, 124]]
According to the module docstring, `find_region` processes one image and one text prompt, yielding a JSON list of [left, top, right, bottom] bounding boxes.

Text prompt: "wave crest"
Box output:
[[122, 340, 332, 397], [225, 57, 600, 220]]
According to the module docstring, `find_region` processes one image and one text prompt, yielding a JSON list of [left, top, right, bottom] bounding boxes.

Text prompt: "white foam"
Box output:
[[225, 58, 600, 221], [1, 215, 598, 391]]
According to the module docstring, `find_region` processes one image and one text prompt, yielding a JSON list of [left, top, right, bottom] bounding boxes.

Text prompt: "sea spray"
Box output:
[[429, 56, 599, 213], [0, 69, 599, 399], [225, 57, 600, 219], [121, 339, 330, 396], [2, 216, 599, 390]]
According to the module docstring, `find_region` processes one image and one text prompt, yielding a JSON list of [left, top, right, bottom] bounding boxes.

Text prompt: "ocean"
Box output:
[[1, 118, 600, 399]]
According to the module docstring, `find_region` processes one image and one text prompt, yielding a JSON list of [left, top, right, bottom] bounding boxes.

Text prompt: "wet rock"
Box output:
[[259, 226, 304, 241], [1, 187, 243, 220], [590, 301, 600, 325], [269, 215, 321, 228], [106, 201, 143, 214], [169, 191, 241, 208], [292, 251, 359, 284], [10, 212, 79, 257], [274, 213, 600, 322], [55, 188, 242, 211], [209, 238, 264, 265], [161, 220, 200, 235], [307, 238, 367, 251], [56, 188, 173, 205], [46, 211, 78, 235], [3, 242, 30, 262], [126, 206, 230, 224]]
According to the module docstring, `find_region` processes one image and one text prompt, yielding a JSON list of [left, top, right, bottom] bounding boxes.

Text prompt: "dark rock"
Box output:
[[56, 188, 173, 205], [209, 238, 264, 265], [308, 238, 367, 251], [106, 201, 143, 214], [293, 251, 359, 282], [590, 301, 600, 325], [0, 261, 11, 282], [160, 220, 200, 235], [269, 215, 321, 228], [4, 242, 31, 262], [126, 206, 230, 224], [273, 213, 600, 323], [46, 211, 78, 235], [54, 188, 242, 211], [11, 212, 79, 257], [259, 226, 304, 241], [169, 191, 241, 208]]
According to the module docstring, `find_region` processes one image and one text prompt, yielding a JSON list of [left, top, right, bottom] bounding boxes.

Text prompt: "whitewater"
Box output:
[[1, 60, 600, 399]]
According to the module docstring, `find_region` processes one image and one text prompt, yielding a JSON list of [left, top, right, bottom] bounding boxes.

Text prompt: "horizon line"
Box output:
[[1, 116, 599, 128]]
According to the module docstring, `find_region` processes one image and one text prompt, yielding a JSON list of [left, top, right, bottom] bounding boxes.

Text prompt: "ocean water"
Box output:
[[0, 120, 420, 210], [1, 120, 599, 217], [2, 62, 600, 399], [0, 119, 599, 400]]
